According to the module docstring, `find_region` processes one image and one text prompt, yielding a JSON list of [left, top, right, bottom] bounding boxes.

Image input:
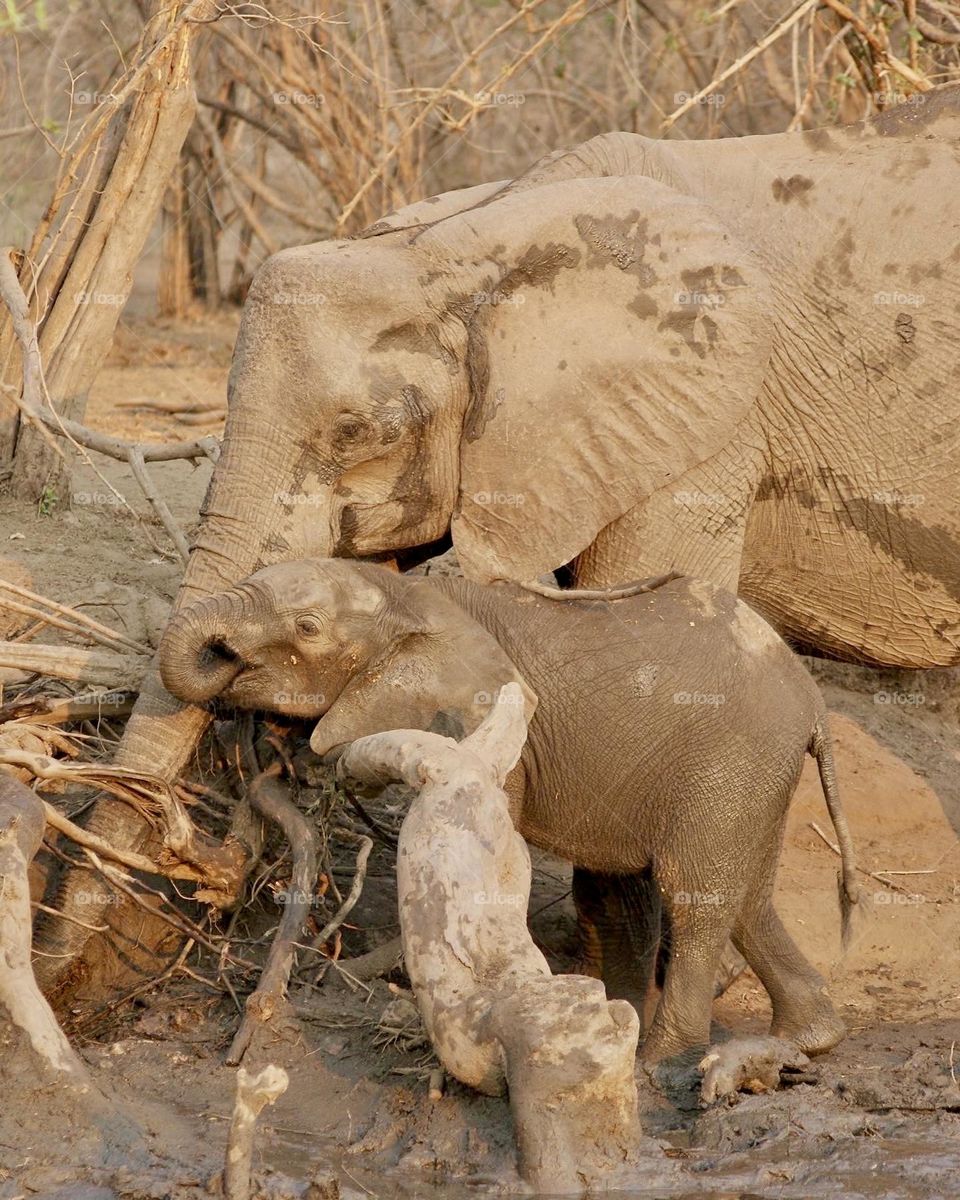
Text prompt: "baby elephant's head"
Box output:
[[159, 558, 534, 756]]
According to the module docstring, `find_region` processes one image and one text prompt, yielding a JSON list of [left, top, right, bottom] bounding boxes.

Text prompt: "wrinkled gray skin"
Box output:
[[159, 559, 856, 1063], [40, 88, 960, 992]]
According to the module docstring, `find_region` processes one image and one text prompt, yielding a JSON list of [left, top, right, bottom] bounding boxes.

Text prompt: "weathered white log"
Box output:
[[0, 640, 146, 689], [337, 685, 642, 1194], [0, 769, 89, 1083], [224, 1064, 289, 1200]]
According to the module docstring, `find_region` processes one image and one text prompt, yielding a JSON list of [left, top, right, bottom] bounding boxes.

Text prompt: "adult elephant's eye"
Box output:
[[333, 413, 373, 449], [295, 615, 323, 638]]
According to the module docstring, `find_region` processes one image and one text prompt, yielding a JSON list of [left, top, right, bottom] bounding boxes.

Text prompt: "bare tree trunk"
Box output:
[[1, 0, 203, 501], [337, 687, 642, 1194], [158, 168, 193, 317]]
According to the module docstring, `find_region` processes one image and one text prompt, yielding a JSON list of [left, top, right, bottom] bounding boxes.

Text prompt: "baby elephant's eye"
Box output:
[[295, 615, 323, 639]]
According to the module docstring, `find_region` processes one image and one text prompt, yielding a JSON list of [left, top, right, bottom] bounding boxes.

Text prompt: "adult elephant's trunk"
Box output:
[[34, 417, 335, 998]]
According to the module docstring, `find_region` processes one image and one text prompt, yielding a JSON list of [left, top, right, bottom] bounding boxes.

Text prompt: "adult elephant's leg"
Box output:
[[574, 415, 766, 591], [571, 867, 660, 1016]]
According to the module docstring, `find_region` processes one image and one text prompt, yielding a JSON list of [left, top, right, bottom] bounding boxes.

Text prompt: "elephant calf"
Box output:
[[159, 561, 858, 1067]]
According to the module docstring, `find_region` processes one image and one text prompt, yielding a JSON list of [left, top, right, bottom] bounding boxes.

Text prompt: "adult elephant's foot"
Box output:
[[698, 1036, 812, 1104]]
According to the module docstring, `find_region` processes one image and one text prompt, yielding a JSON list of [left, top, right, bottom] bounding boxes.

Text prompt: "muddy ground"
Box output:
[[1, 314, 958, 1199]]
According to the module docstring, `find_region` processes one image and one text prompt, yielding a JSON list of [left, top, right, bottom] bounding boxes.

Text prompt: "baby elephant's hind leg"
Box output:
[[733, 898, 845, 1054]]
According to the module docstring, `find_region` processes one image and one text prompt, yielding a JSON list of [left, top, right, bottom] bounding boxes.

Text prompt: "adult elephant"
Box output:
[[38, 86, 960, 996]]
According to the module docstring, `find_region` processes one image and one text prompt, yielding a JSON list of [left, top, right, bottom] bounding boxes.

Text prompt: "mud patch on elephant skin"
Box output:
[[372, 320, 458, 373], [756, 465, 960, 604], [498, 242, 580, 298], [771, 175, 815, 204], [444, 253, 561, 446], [575, 212, 654, 280], [895, 312, 916, 344]]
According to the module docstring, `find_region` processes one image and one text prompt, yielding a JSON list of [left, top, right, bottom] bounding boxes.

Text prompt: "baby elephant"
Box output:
[[160, 560, 858, 1071]]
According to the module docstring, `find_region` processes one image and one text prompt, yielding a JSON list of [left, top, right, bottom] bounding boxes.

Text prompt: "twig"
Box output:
[[821, 0, 934, 87], [0, 578, 151, 655], [127, 446, 191, 563], [309, 835, 373, 972], [661, 0, 819, 129], [809, 821, 926, 897], [517, 570, 682, 602], [226, 766, 319, 1065]]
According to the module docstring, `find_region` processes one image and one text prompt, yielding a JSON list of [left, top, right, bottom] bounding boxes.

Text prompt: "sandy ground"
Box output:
[[0, 314, 958, 1199]]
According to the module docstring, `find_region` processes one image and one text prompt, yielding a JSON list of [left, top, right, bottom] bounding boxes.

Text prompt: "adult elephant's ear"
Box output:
[[418, 175, 775, 583], [309, 582, 536, 756]]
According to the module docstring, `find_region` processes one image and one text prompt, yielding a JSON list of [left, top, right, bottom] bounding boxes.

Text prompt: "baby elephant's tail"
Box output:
[[811, 713, 860, 949]]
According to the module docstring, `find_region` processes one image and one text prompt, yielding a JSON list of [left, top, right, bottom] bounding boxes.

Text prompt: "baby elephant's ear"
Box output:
[[309, 584, 536, 757]]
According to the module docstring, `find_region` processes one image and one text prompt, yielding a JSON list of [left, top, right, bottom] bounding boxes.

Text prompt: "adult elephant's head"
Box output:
[[209, 173, 772, 587]]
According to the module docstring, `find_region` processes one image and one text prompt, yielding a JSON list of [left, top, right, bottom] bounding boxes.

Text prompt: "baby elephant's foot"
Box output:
[[773, 990, 847, 1056], [699, 1036, 811, 1105]]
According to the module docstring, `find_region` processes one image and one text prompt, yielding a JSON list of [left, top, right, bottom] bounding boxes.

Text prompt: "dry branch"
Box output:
[[226, 765, 318, 1065], [337, 685, 641, 1193], [0, 749, 248, 901]]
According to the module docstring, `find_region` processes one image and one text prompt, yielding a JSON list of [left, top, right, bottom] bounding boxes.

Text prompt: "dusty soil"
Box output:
[[0, 314, 958, 1199]]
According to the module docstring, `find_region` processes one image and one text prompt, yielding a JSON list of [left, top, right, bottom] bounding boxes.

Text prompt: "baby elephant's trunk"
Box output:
[[158, 591, 249, 705], [810, 714, 860, 948]]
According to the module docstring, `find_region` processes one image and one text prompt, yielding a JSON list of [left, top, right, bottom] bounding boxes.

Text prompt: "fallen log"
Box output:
[[0, 770, 89, 1083], [337, 684, 642, 1194], [0, 641, 146, 689]]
